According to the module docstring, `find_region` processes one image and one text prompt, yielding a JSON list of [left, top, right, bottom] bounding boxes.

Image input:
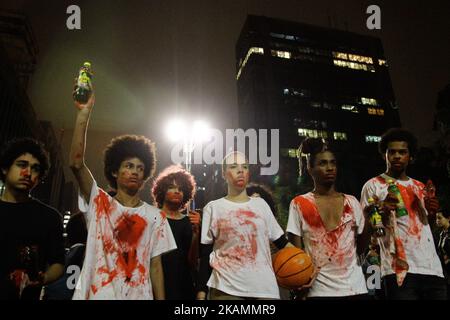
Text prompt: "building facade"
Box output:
[[236, 15, 401, 195]]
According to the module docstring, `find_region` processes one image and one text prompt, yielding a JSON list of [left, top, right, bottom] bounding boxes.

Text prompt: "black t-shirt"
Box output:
[[161, 216, 195, 300], [0, 199, 65, 299]]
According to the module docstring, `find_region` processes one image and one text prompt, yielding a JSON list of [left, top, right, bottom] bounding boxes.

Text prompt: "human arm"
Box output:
[[69, 83, 95, 202], [150, 255, 165, 300]]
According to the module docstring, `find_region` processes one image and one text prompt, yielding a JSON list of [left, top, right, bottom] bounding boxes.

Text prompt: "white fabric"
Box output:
[[360, 175, 443, 278], [287, 192, 368, 297], [73, 181, 176, 300], [201, 197, 284, 299]]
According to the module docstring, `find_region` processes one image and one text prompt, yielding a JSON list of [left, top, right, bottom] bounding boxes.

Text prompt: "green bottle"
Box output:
[[74, 62, 93, 103], [368, 198, 386, 237], [387, 179, 408, 217]]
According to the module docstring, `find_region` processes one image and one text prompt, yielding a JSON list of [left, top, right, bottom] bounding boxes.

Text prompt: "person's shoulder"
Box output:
[[204, 198, 225, 208], [292, 192, 313, 203], [409, 177, 425, 188], [141, 202, 162, 218], [31, 199, 63, 220], [362, 175, 385, 190], [344, 193, 359, 203]]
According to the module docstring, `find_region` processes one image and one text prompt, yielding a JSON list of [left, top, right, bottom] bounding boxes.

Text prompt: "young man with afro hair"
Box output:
[[151, 165, 201, 299], [360, 128, 446, 299], [69, 85, 176, 300], [0, 138, 65, 299]]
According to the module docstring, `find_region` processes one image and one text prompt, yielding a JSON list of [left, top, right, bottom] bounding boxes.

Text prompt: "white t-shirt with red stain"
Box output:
[[73, 181, 177, 300], [201, 197, 284, 299], [287, 193, 368, 297], [360, 175, 443, 278]]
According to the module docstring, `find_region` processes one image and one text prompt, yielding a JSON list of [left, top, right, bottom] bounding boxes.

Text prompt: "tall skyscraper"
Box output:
[[236, 15, 401, 194]]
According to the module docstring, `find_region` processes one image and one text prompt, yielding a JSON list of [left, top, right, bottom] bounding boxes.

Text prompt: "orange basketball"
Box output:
[[273, 247, 314, 289]]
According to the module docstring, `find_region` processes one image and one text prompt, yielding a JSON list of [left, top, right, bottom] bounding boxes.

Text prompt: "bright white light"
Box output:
[[192, 120, 211, 142], [166, 119, 187, 142]]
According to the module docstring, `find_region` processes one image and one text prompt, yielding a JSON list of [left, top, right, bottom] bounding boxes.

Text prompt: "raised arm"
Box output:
[[69, 84, 95, 202]]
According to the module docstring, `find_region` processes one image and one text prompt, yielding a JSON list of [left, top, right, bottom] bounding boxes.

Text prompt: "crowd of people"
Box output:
[[0, 85, 448, 300]]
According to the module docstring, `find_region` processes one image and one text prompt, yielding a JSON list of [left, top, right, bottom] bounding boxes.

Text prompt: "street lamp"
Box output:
[[166, 118, 211, 210]]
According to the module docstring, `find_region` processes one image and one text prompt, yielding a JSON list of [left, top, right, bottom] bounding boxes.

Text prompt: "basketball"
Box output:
[[273, 247, 314, 289]]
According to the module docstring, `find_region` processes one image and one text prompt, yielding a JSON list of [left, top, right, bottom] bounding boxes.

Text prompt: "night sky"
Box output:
[[1, 0, 449, 187]]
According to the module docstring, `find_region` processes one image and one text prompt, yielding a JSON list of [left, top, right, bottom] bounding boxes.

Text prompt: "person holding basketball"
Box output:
[[287, 138, 370, 300], [196, 151, 293, 300]]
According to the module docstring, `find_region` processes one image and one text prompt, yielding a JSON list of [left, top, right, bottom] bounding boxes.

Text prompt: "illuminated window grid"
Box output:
[[298, 128, 328, 139]]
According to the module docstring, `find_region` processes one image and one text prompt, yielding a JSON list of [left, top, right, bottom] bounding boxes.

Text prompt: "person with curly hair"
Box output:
[[0, 138, 65, 299], [151, 165, 201, 299], [69, 83, 176, 300], [360, 128, 446, 299]]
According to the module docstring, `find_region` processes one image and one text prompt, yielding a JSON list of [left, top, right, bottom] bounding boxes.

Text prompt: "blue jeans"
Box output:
[[383, 273, 447, 300]]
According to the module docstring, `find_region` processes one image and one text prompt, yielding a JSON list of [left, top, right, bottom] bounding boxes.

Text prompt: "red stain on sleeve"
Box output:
[[94, 190, 113, 218]]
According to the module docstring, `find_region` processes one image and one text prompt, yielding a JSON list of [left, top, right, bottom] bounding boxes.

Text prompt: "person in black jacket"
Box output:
[[0, 138, 65, 300]]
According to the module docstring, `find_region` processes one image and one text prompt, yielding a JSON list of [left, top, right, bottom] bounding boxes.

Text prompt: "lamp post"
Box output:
[[166, 119, 210, 210]]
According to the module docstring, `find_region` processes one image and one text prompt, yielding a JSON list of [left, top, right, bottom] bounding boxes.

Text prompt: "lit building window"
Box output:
[[298, 128, 328, 138], [365, 135, 381, 143], [333, 52, 348, 60], [236, 47, 264, 80], [333, 59, 373, 72], [270, 32, 286, 39], [367, 108, 384, 116], [283, 88, 311, 97], [271, 49, 291, 59], [361, 97, 378, 106], [333, 52, 373, 64], [348, 54, 373, 64], [333, 132, 347, 141], [378, 59, 387, 66], [288, 149, 299, 158], [341, 105, 359, 113]]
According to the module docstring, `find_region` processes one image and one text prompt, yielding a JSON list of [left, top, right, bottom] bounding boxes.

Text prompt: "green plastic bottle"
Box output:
[[387, 179, 408, 217], [368, 198, 386, 237], [74, 62, 93, 103]]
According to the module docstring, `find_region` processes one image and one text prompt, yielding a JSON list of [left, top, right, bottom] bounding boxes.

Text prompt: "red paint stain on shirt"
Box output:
[[397, 184, 423, 239], [94, 190, 113, 218], [212, 209, 259, 271], [114, 214, 147, 282], [295, 195, 357, 270], [294, 196, 323, 229]]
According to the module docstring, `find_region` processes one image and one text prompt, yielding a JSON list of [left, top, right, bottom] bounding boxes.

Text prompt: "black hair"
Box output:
[[378, 128, 418, 157], [0, 137, 50, 182], [152, 165, 196, 209], [246, 183, 277, 217], [103, 135, 156, 189], [298, 138, 334, 174]]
